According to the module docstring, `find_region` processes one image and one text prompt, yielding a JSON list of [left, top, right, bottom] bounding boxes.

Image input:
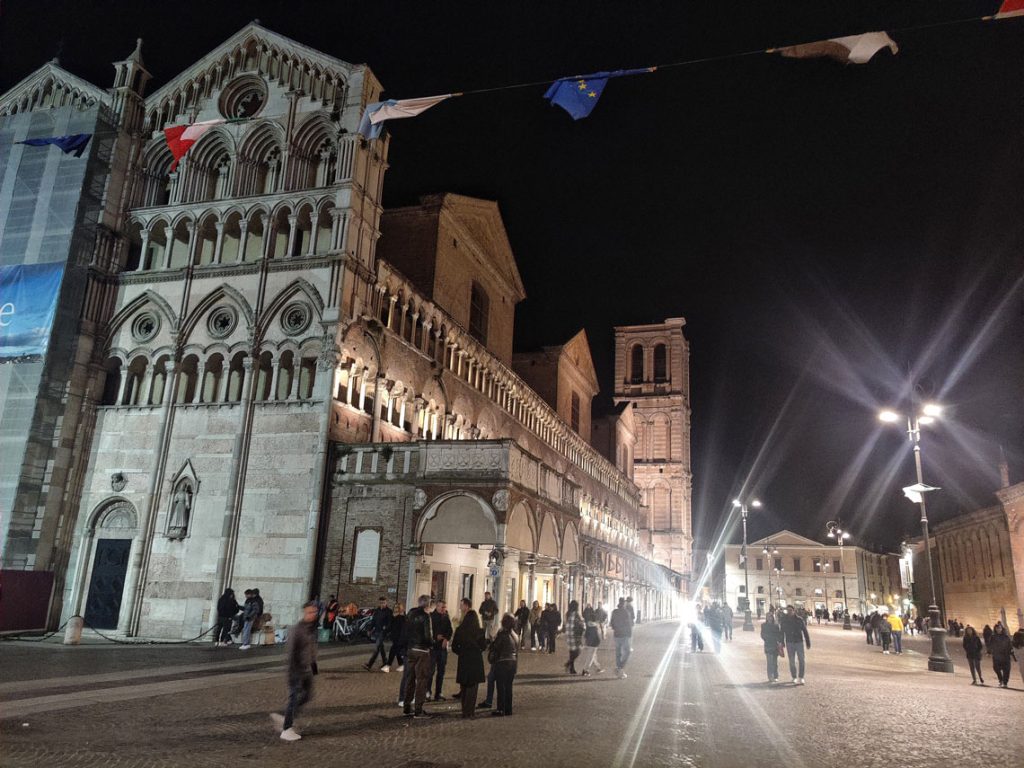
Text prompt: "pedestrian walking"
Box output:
[[1012, 626, 1024, 687], [564, 600, 583, 674], [705, 604, 723, 653], [215, 588, 239, 646], [610, 597, 634, 678], [869, 611, 882, 646], [722, 603, 734, 641], [982, 623, 993, 652], [385, 603, 406, 672], [402, 595, 435, 718], [479, 591, 499, 640], [430, 600, 453, 700], [625, 597, 636, 623], [581, 606, 604, 675], [879, 612, 893, 654], [963, 625, 985, 685], [364, 596, 393, 671], [779, 605, 811, 685], [760, 613, 783, 683], [451, 599, 486, 718], [689, 619, 704, 652], [989, 623, 1016, 688], [547, 603, 562, 653], [488, 614, 519, 716], [887, 612, 904, 655], [514, 600, 530, 648], [529, 600, 543, 650], [269, 601, 319, 741]]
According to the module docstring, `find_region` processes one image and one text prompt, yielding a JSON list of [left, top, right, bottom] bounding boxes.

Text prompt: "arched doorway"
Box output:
[[82, 499, 139, 630]]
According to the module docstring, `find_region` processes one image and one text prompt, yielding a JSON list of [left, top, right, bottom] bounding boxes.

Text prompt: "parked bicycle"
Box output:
[[332, 608, 374, 643]]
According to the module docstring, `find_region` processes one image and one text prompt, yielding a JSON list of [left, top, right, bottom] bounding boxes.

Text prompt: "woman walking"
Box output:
[[564, 600, 583, 675], [451, 600, 486, 719], [760, 613, 783, 683], [963, 625, 984, 685], [878, 613, 893, 654], [989, 623, 1016, 688], [489, 614, 519, 716], [581, 604, 604, 675], [384, 603, 406, 673], [528, 600, 543, 651]]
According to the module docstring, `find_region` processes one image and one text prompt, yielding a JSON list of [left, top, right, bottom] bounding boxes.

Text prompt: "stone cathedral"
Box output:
[[0, 24, 692, 638]]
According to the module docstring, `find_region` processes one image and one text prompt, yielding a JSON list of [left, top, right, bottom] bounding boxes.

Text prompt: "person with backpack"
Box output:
[[215, 588, 239, 647]]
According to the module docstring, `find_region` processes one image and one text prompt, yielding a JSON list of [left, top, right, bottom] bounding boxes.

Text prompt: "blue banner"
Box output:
[[0, 263, 64, 361]]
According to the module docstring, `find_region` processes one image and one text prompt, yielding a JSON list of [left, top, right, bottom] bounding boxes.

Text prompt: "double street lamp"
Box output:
[[879, 402, 954, 673], [733, 498, 761, 631], [764, 538, 781, 609], [825, 520, 853, 629]]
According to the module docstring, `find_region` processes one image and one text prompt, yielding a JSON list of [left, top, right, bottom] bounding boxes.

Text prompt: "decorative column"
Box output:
[[286, 214, 298, 257], [216, 364, 231, 403], [268, 358, 282, 401], [115, 365, 129, 406], [136, 230, 151, 271], [288, 359, 302, 400], [212, 221, 225, 265], [410, 397, 424, 438], [185, 220, 198, 266], [191, 361, 207, 404], [306, 212, 320, 256]]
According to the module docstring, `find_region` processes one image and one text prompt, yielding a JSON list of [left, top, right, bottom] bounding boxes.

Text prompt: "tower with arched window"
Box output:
[[613, 318, 692, 580]]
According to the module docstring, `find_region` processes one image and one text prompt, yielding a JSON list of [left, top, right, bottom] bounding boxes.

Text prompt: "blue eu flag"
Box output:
[[17, 134, 92, 157], [543, 68, 654, 120]]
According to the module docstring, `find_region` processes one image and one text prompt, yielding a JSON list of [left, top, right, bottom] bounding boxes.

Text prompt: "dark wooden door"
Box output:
[[84, 539, 131, 629]]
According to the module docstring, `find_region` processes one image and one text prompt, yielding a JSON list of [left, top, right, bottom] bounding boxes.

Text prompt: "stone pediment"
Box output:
[[0, 61, 109, 117], [554, 329, 599, 394], [751, 529, 823, 548]]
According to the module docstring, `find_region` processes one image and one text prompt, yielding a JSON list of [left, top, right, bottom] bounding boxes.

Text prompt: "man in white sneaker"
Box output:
[[271, 601, 319, 741], [610, 597, 634, 678], [778, 605, 811, 685]]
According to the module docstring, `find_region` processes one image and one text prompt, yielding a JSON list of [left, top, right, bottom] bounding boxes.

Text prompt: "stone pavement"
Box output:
[[1, 620, 1021, 767]]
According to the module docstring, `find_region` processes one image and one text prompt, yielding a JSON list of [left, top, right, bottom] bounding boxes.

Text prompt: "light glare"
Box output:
[[878, 410, 900, 423], [922, 403, 943, 417]]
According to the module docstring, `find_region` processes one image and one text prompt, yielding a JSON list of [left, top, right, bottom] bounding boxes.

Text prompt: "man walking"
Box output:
[[430, 600, 453, 700], [610, 597, 634, 678], [270, 601, 319, 741], [722, 603, 734, 641], [779, 605, 811, 685], [403, 595, 435, 718], [365, 596, 393, 672]]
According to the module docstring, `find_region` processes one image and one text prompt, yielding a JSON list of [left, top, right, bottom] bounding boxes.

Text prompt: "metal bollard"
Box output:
[[63, 616, 84, 645]]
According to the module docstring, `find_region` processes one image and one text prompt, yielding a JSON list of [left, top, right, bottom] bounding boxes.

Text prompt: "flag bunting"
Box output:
[[357, 94, 454, 140], [543, 68, 656, 120], [163, 119, 230, 171], [16, 134, 92, 157], [772, 31, 899, 64]]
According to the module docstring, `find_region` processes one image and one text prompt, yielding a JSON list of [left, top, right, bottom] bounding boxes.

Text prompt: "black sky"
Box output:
[[3, 1, 1022, 552]]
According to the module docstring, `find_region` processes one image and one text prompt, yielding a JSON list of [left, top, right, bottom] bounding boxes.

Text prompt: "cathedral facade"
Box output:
[[0, 25, 690, 638]]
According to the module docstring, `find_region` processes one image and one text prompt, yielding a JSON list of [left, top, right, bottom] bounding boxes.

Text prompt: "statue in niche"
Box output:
[[168, 481, 193, 539]]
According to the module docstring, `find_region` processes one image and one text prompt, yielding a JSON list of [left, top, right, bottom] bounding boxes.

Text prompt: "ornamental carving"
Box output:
[[131, 312, 159, 343], [207, 305, 237, 339], [424, 445, 504, 473], [413, 488, 427, 510], [110, 472, 127, 492], [281, 302, 312, 336], [492, 489, 509, 512]]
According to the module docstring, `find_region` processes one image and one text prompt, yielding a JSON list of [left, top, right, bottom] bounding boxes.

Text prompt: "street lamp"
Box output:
[[733, 498, 761, 631], [826, 520, 853, 630], [763, 538, 779, 611], [879, 402, 953, 673]]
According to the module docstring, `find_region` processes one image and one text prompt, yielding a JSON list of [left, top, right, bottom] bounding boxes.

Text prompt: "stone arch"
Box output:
[[106, 290, 178, 343], [87, 497, 139, 535], [561, 520, 581, 564], [180, 284, 255, 343], [257, 278, 325, 341], [506, 500, 536, 552], [416, 491, 498, 545], [538, 512, 561, 559]]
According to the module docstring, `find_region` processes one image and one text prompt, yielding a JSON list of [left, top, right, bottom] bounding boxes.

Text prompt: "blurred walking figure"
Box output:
[[514, 600, 530, 648], [581, 605, 604, 675], [722, 603, 734, 641], [689, 619, 704, 652], [1012, 626, 1024, 686], [529, 600, 543, 650], [270, 601, 319, 741], [760, 613, 783, 683], [879, 612, 892, 654], [364, 596, 393, 672], [779, 605, 811, 685], [451, 599, 486, 718], [385, 603, 406, 672], [564, 600, 583, 674], [963, 625, 985, 685], [989, 623, 1016, 688], [610, 597, 634, 678]]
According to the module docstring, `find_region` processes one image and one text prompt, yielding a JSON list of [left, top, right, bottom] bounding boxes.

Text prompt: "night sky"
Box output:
[[3, 1, 1022, 553]]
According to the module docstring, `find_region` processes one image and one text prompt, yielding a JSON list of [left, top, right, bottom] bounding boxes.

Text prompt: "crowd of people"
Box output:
[[267, 593, 638, 740]]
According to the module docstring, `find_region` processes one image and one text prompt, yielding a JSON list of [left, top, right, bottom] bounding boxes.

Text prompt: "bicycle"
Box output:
[[333, 611, 374, 643]]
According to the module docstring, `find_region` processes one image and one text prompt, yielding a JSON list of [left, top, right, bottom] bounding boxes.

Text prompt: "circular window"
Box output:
[[280, 302, 312, 336], [218, 76, 267, 120], [207, 306, 237, 339], [131, 312, 160, 343]]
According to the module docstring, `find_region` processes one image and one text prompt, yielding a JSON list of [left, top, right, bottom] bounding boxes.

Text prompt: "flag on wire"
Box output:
[[357, 95, 453, 140], [996, 0, 1024, 18], [543, 68, 656, 120], [164, 119, 228, 171], [774, 32, 898, 64], [16, 133, 92, 157]]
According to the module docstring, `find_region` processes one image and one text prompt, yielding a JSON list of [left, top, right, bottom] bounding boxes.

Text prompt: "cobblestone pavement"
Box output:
[[1, 620, 1021, 767]]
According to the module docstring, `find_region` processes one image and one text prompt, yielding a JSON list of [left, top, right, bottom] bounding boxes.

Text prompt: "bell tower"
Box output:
[[613, 318, 692, 581]]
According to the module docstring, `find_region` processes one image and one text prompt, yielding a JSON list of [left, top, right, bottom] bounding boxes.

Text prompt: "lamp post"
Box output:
[[763, 538, 779, 611], [879, 402, 954, 673], [733, 498, 761, 631], [826, 520, 853, 630]]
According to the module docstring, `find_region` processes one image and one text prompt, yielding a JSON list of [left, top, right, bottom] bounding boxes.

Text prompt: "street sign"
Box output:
[[489, 566, 500, 578]]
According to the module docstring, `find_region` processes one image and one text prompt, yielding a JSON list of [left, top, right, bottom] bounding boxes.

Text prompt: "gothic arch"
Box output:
[[107, 290, 178, 340], [257, 278, 325, 340], [416, 490, 498, 545], [180, 284, 255, 342], [87, 497, 139, 535], [505, 500, 536, 552], [538, 512, 561, 559]]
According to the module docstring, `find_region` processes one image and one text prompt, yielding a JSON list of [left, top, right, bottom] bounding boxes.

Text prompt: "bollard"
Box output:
[[63, 616, 84, 645]]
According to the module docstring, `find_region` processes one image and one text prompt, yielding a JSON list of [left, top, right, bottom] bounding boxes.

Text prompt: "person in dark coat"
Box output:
[[488, 614, 519, 716], [989, 623, 1016, 688], [385, 603, 406, 672], [429, 600, 454, 700], [451, 600, 486, 718], [270, 601, 319, 741], [215, 588, 239, 646], [546, 603, 562, 654], [779, 605, 811, 684], [982, 623, 993, 651], [364, 596, 393, 671], [514, 600, 531, 648], [962, 625, 985, 685], [760, 614, 783, 683]]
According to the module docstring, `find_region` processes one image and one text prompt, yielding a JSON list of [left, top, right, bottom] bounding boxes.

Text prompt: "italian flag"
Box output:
[[997, 0, 1024, 18], [163, 119, 226, 171]]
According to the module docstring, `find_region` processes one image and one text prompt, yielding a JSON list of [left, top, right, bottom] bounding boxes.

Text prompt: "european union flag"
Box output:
[[17, 133, 92, 157], [543, 68, 654, 120]]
